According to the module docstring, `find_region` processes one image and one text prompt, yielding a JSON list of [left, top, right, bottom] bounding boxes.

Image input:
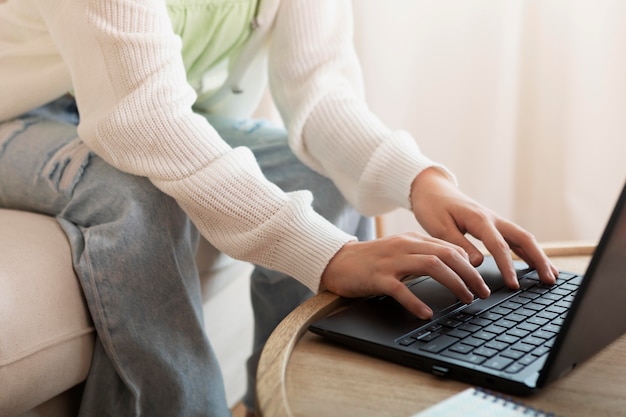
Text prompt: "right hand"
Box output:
[[320, 232, 492, 319]]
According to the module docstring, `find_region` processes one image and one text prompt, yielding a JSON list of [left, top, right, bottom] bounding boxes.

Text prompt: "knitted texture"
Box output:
[[0, 0, 451, 291]]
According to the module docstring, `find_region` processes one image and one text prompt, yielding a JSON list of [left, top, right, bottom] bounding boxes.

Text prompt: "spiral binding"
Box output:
[[473, 387, 559, 417]]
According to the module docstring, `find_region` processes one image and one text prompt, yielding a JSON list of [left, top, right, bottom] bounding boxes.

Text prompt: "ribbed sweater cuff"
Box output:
[[360, 131, 457, 213]]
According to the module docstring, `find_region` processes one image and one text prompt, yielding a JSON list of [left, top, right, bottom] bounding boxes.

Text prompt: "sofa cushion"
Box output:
[[0, 209, 94, 417]]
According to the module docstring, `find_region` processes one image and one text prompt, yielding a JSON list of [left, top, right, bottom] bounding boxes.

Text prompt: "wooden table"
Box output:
[[256, 242, 626, 417]]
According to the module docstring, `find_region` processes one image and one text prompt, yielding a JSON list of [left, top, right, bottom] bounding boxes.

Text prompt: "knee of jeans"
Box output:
[[40, 137, 94, 197], [103, 171, 184, 227]]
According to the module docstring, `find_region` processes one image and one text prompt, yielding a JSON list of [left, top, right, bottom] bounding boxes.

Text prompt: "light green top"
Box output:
[[166, 0, 258, 93]]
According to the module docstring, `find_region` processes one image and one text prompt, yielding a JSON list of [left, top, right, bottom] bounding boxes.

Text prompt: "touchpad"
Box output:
[[408, 278, 459, 313]]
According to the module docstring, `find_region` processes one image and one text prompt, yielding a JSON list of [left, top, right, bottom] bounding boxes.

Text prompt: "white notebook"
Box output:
[[411, 387, 562, 417]]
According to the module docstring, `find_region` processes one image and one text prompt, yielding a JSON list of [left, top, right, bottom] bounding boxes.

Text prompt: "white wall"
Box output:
[[352, 0, 626, 243]]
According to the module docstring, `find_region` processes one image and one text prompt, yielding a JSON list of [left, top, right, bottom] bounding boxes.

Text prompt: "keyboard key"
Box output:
[[524, 302, 544, 311], [449, 343, 474, 354], [462, 337, 486, 347], [507, 328, 530, 338], [511, 342, 535, 353], [551, 288, 572, 297], [491, 306, 513, 315], [420, 332, 441, 342], [546, 305, 568, 315], [496, 334, 521, 344], [459, 323, 482, 333], [398, 337, 416, 346], [558, 272, 579, 281], [537, 311, 559, 320], [484, 324, 508, 335], [441, 318, 463, 328], [524, 271, 540, 281], [470, 317, 493, 327], [426, 324, 443, 332], [510, 296, 531, 305], [533, 297, 554, 306], [413, 329, 432, 340], [517, 322, 540, 332], [474, 347, 498, 358], [441, 349, 486, 365], [501, 301, 522, 310], [500, 349, 525, 360], [518, 355, 538, 366], [479, 312, 503, 321], [504, 313, 527, 323], [420, 335, 459, 353], [521, 336, 544, 346], [541, 292, 563, 301], [505, 363, 526, 374], [552, 318, 565, 326], [514, 308, 536, 317], [474, 330, 497, 341], [542, 324, 560, 333], [483, 356, 514, 371], [518, 291, 540, 300], [485, 340, 509, 351], [450, 312, 474, 322], [447, 328, 471, 339], [528, 317, 550, 326], [533, 330, 556, 340], [496, 319, 517, 329]]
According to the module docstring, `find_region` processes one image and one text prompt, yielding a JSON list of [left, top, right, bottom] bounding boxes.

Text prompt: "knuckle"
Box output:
[[420, 254, 443, 271], [438, 246, 462, 262], [385, 279, 407, 298]]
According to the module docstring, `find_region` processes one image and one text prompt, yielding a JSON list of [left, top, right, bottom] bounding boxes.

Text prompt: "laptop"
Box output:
[[309, 181, 626, 396]]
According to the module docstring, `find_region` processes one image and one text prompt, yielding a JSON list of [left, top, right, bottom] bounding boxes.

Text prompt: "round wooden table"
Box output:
[[256, 242, 626, 417]]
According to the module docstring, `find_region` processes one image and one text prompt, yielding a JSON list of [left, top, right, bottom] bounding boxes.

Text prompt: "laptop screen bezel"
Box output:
[[537, 181, 626, 388]]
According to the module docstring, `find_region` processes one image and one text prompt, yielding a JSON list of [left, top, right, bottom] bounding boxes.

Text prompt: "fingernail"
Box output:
[[420, 307, 433, 320], [481, 284, 491, 298]]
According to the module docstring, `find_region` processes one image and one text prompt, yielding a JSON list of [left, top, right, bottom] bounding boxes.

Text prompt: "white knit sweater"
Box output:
[[0, 0, 446, 292]]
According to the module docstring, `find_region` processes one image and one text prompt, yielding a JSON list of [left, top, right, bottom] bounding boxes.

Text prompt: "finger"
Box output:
[[406, 232, 472, 261], [435, 226, 485, 266], [500, 223, 558, 285], [422, 214, 485, 266], [467, 219, 519, 289], [392, 240, 490, 300], [380, 279, 434, 319], [399, 256, 486, 303]]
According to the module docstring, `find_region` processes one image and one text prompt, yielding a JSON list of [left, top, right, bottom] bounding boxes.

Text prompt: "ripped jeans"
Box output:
[[0, 96, 373, 417]]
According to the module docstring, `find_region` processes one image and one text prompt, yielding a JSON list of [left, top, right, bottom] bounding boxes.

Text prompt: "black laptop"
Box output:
[[309, 181, 626, 395]]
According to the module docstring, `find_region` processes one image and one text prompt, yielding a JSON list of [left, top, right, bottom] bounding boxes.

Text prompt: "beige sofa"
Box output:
[[0, 208, 254, 417]]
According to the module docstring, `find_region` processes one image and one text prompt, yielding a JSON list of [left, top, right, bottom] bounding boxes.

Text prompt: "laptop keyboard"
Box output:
[[396, 271, 581, 374]]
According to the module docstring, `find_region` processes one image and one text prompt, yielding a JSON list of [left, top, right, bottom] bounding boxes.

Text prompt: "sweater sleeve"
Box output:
[[28, 0, 354, 293], [268, 0, 455, 216]]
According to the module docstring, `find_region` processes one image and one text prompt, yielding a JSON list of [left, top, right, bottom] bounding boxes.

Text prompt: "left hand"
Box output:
[[410, 168, 559, 289]]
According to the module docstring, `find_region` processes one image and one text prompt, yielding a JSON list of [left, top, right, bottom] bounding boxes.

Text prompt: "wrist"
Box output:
[[410, 167, 456, 209]]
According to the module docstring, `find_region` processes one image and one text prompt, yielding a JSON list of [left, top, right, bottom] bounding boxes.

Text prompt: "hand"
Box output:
[[321, 233, 492, 319], [410, 168, 558, 289]]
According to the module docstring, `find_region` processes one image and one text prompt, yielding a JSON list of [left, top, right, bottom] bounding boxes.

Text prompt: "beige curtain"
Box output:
[[353, 0, 626, 243]]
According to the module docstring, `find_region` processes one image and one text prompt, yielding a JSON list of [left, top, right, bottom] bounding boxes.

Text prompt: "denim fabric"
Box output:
[[0, 96, 373, 416]]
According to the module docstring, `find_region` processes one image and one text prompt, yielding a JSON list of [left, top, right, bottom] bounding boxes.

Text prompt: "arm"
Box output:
[[269, 1, 557, 317], [27, 0, 353, 292], [268, 0, 452, 216]]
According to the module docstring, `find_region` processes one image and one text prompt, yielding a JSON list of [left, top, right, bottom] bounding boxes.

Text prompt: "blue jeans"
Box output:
[[0, 96, 373, 416]]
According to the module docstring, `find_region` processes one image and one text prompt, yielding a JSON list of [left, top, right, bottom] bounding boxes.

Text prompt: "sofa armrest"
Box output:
[[0, 209, 95, 417]]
